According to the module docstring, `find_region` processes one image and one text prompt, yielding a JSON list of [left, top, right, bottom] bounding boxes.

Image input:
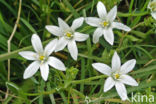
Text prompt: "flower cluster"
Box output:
[[19, 1, 139, 101]]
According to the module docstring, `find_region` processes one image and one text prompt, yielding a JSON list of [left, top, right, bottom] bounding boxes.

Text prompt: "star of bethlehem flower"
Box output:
[[86, 1, 131, 45], [19, 34, 66, 81], [148, 0, 156, 20], [92, 52, 138, 101], [45, 17, 89, 60]]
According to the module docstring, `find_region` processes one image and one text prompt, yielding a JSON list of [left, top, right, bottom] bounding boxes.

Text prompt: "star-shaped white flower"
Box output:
[[19, 34, 66, 81], [46, 17, 89, 60], [92, 52, 138, 100], [148, 0, 156, 20], [86, 1, 131, 45]]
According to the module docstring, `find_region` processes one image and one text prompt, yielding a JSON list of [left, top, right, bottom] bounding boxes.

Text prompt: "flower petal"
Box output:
[[58, 17, 70, 31], [92, 63, 112, 76], [112, 22, 131, 31], [111, 52, 121, 71], [23, 61, 40, 79], [97, 1, 107, 18], [120, 75, 138, 86], [93, 28, 103, 43], [74, 32, 89, 42], [19, 51, 37, 60], [48, 56, 66, 71], [71, 17, 84, 30], [85, 17, 101, 27], [44, 39, 58, 56], [115, 82, 128, 101], [67, 40, 78, 60], [45, 25, 62, 36], [31, 34, 43, 53], [40, 63, 49, 81], [55, 37, 68, 52], [151, 12, 156, 20], [107, 6, 117, 22], [120, 59, 136, 74], [103, 28, 114, 45], [104, 77, 115, 92]]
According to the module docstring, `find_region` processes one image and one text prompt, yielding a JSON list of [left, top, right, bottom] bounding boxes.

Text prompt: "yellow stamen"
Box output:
[[66, 32, 72, 37], [103, 21, 109, 27], [39, 55, 45, 61], [115, 73, 120, 79]]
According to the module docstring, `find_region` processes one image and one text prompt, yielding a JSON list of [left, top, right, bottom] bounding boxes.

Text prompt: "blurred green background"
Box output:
[[0, 0, 156, 103]]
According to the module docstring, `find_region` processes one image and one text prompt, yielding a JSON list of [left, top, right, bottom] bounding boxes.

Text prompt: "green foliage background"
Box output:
[[0, 0, 156, 103]]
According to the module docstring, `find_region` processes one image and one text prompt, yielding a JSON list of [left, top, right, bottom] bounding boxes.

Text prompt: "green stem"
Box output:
[[71, 75, 106, 84], [23, 88, 57, 96], [117, 11, 149, 17], [0, 39, 51, 61], [0, 41, 104, 62], [23, 75, 106, 96]]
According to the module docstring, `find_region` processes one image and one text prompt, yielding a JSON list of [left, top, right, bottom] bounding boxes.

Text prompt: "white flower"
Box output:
[[148, 0, 156, 20], [19, 34, 66, 81], [92, 52, 138, 100], [46, 17, 89, 60], [85, 1, 131, 45]]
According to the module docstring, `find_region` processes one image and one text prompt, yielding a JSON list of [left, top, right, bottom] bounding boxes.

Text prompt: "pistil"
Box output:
[[65, 32, 73, 39], [39, 55, 45, 61]]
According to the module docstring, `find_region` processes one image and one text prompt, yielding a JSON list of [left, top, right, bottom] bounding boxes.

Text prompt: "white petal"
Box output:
[[44, 39, 58, 56], [104, 77, 115, 92], [74, 32, 89, 42], [67, 40, 78, 60], [111, 52, 121, 71], [120, 59, 136, 74], [85, 17, 101, 27], [31, 34, 43, 53], [120, 75, 138, 86], [45, 25, 62, 36], [23, 61, 40, 79], [151, 12, 156, 20], [71, 17, 84, 30], [103, 28, 114, 45], [58, 18, 70, 31], [97, 1, 107, 18], [93, 28, 103, 43], [48, 56, 66, 71], [112, 22, 131, 32], [107, 6, 117, 22], [115, 82, 128, 101], [19, 51, 37, 60], [40, 63, 49, 81], [92, 63, 112, 76], [55, 37, 68, 52]]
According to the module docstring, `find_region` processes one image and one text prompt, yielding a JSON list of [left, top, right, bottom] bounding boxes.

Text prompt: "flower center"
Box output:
[[100, 21, 110, 28], [114, 73, 120, 79], [66, 32, 72, 37], [65, 32, 73, 39], [103, 21, 109, 27], [39, 55, 45, 61], [113, 73, 120, 80]]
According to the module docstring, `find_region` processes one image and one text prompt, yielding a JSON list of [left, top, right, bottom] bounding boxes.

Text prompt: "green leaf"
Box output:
[[20, 18, 36, 33], [6, 81, 19, 94], [63, 0, 80, 18]]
